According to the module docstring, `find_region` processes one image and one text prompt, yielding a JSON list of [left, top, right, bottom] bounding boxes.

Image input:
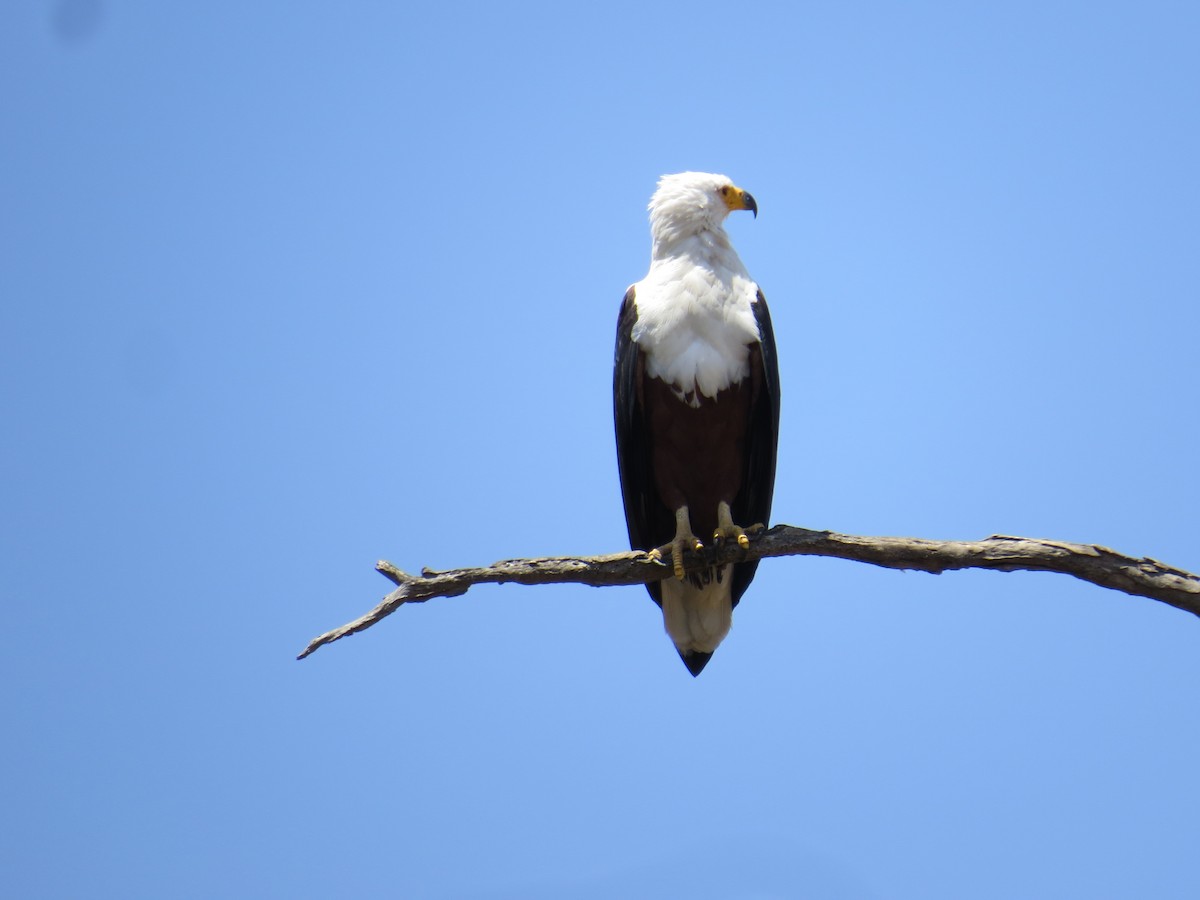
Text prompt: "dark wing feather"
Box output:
[[613, 288, 668, 607], [729, 288, 782, 608]]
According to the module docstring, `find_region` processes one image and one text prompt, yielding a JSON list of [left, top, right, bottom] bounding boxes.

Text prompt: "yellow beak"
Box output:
[[722, 185, 758, 218]]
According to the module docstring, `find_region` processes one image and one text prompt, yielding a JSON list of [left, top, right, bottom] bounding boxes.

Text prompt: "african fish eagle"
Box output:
[[614, 172, 781, 676]]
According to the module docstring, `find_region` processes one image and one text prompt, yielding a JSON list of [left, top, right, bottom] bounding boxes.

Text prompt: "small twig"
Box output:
[[297, 525, 1200, 660]]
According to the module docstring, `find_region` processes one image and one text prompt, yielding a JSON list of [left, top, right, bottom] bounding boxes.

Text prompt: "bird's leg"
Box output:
[[713, 501, 756, 550], [648, 506, 705, 580]]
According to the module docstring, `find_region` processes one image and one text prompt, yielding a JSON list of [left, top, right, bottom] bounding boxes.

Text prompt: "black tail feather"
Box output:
[[680, 650, 714, 677]]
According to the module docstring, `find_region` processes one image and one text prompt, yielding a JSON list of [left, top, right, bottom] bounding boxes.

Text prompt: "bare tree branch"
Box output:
[[297, 525, 1200, 660]]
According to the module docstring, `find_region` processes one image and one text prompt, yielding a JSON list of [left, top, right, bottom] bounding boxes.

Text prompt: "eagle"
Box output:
[[614, 172, 781, 676]]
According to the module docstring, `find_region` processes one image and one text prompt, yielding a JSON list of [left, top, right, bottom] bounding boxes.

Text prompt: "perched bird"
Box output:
[[614, 172, 781, 676]]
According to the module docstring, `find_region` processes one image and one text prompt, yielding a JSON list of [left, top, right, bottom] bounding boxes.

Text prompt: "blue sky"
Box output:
[[3, 1, 1200, 897]]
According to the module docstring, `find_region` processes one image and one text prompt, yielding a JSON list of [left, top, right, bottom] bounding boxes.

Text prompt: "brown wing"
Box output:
[[729, 288, 781, 607], [613, 287, 673, 607]]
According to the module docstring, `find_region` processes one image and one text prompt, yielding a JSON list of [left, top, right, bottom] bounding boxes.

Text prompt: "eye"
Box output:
[[719, 185, 731, 197]]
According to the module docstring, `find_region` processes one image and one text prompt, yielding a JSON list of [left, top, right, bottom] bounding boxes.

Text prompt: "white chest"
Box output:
[[631, 254, 761, 403]]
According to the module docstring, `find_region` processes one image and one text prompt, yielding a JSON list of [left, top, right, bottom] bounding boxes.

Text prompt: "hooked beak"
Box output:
[[723, 185, 758, 218]]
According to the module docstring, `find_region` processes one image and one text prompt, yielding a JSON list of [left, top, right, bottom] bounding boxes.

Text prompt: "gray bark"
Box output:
[[297, 526, 1200, 660]]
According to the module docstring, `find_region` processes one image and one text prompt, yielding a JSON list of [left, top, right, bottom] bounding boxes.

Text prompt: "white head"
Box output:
[[647, 171, 757, 254]]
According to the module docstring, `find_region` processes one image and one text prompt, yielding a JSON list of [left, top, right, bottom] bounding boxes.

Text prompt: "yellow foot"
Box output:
[[669, 533, 704, 579], [654, 506, 703, 580], [713, 501, 762, 550]]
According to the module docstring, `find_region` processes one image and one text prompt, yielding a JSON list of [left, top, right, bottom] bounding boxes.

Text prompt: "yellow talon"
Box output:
[[666, 506, 704, 581], [672, 539, 703, 579], [714, 501, 757, 550]]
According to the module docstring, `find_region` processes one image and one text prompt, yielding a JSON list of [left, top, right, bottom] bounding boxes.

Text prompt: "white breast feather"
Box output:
[[630, 236, 761, 405]]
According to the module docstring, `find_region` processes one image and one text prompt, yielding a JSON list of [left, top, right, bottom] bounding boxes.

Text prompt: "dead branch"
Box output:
[[296, 525, 1200, 660]]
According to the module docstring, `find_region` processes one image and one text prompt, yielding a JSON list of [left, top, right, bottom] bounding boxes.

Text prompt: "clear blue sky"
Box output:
[[4, 2, 1199, 897]]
